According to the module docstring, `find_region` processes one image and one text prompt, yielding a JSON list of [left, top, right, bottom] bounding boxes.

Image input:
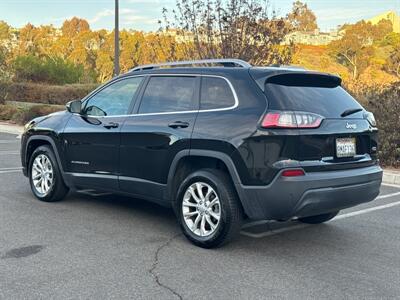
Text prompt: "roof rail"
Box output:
[[130, 59, 251, 72]]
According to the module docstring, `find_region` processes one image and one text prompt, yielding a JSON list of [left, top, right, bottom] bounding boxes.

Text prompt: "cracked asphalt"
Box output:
[[1, 132, 400, 299]]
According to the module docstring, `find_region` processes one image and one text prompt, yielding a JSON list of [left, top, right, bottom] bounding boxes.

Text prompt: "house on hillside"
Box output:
[[281, 28, 342, 46], [368, 11, 400, 33], [282, 11, 400, 46]]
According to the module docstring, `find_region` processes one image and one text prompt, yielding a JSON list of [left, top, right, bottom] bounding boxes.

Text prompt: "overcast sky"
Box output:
[[0, 0, 399, 32]]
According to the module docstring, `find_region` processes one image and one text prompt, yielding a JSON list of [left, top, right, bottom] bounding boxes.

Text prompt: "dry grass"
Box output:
[[0, 103, 63, 124]]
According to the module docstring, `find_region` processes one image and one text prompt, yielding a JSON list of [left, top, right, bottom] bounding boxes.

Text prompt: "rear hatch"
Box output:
[[252, 70, 378, 172]]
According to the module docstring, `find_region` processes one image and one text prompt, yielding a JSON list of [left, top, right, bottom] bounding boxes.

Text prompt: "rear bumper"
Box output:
[[236, 165, 382, 220]]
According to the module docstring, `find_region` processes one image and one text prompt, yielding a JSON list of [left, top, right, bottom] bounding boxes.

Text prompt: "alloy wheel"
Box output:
[[31, 154, 54, 196], [182, 182, 221, 237]]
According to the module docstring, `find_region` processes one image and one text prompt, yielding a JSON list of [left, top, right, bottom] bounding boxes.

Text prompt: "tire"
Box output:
[[176, 168, 243, 248], [28, 145, 69, 202], [298, 211, 339, 224]]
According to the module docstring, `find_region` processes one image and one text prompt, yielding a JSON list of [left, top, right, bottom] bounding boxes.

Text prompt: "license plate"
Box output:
[[336, 138, 356, 158]]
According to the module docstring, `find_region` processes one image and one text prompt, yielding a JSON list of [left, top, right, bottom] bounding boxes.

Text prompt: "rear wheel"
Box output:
[[29, 145, 69, 202], [177, 169, 243, 248], [298, 211, 339, 224]]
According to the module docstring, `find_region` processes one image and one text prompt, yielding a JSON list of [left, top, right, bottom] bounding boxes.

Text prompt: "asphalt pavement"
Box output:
[[0, 132, 399, 299]]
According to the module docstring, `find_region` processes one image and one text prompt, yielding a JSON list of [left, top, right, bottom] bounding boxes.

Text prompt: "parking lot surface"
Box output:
[[0, 132, 399, 299]]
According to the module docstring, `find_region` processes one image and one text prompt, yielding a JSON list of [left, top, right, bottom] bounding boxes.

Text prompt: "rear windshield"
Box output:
[[264, 76, 362, 118]]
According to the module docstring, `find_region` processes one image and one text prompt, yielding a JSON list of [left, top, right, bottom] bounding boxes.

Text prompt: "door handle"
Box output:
[[103, 122, 119, 129], [168, 121, 189, 129]]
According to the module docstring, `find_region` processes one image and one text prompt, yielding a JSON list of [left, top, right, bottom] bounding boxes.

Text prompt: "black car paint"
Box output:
[[21, 66, 381, 219]]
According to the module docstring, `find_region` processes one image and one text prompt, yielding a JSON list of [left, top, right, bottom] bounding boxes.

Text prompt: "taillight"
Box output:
[[261, 111, 323, 129], [364, 111, 376, 127], [281, 169, 305, 177]]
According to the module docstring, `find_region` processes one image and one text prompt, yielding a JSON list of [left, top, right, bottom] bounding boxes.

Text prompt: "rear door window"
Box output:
[[264, 75, 362, 118], [200, 77, 235, 110], [138, 76, 197, 114]]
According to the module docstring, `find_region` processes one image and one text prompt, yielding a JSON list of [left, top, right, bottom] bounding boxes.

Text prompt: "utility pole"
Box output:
[[114, 0, 120, 76]]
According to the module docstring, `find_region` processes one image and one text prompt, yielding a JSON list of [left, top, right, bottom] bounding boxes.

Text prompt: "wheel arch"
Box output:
[[165, 150, 247, 215], [25, 135, 65, 175]]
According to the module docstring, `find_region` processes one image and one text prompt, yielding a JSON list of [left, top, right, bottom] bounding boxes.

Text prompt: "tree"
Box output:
[[35, 25, 57, 57], [381, 32, 400, 47], [119, 30, 145, 73], [68, 30, 99, 70], [95, 31, 114, 82], [61, 17, 90, 38], [370, 19, 393, 40], [17, 23, 39, 56], [0, 45, 8, 79], [162, 0, 294, 65], [383, 33, 400, 78], [386, 48, 400, 77], [14, 24, 59, 58], [0, 21, 11, 80], [287, 1, 318, 32], [0, 20, 10, 40], [329, 20, 392, 80]]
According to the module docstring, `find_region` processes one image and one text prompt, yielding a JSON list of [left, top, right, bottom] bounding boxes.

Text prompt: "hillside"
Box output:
[[293, 44, 399, 88]]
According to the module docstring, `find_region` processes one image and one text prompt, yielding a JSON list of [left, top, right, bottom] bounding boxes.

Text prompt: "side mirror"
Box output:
[[66, 100, 82, 114]]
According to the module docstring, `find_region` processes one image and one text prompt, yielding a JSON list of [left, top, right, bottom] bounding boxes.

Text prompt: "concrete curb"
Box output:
[[382, 171, 400, 186], [0, 122, 398, 186]]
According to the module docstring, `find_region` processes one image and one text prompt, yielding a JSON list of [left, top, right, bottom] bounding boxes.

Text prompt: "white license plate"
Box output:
[[336, 138, 356, 158]]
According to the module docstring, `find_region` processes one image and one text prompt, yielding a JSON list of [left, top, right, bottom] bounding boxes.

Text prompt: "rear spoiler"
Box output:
[[249, 67, 342, 91]]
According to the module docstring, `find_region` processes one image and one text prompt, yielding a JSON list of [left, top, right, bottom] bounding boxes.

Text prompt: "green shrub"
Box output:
[[13, 55, 42, 82], [0, 82, 99, 105], [13, 55, 96, 85], [364, 84, 400, 168], [350, 83, 400, 168]]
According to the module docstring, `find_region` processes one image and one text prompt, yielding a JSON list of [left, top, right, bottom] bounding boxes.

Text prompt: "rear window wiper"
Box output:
[[341, 108, 363, 117]]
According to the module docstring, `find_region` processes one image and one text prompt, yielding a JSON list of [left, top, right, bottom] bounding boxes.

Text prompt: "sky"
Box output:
[[0, 0, 399, 32]]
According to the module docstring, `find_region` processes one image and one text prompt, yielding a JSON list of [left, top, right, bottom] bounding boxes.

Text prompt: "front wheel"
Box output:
[[298, 211, 339, 224], [29, 145, 69, 202], [177, 169, 243, 248]]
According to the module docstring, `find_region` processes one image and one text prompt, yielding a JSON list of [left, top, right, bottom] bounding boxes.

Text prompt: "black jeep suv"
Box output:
[[21, 59, 382, 248]]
